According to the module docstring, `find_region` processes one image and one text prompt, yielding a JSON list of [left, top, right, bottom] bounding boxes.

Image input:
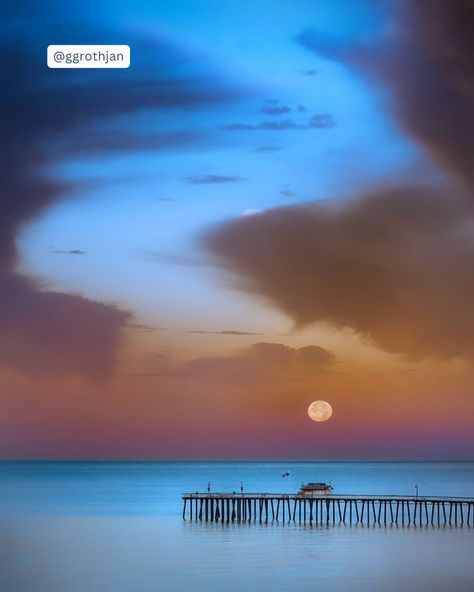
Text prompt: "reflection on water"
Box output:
[[0, 462, 473, 592]]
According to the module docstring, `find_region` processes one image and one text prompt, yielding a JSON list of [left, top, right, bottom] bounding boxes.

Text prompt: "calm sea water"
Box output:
[[0, 462, 473, 592]]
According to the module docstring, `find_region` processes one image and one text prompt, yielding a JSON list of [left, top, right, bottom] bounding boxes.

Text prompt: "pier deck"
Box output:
[[181, 492, 474, 526]]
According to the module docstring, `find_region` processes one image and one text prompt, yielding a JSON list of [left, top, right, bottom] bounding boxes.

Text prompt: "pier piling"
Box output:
[[182, 492, 474, 527]]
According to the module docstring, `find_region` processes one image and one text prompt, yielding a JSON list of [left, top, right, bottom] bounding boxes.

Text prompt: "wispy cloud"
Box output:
[[127, 323, 168, 332], [184, 174, 245, 184], [51, 249, 87, 255], [254, 146, 284, 153], [224, 114, 335, 131], [280, 189, 298, 198], [186, 329, 265, 335], [261, 105, 291, 115]]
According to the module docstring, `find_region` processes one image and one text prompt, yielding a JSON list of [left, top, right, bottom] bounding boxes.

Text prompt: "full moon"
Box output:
[[308, 400, 333, 422]]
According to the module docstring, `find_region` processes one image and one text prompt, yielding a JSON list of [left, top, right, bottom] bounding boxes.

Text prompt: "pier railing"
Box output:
[[181, 492, 474, 526]]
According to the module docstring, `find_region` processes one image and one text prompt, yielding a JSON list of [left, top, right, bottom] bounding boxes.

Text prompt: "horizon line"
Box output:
[[0, 458, 473, 463]]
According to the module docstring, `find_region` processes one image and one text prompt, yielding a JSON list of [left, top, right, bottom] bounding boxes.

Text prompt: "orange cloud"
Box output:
[[204, 187, 474, 361]]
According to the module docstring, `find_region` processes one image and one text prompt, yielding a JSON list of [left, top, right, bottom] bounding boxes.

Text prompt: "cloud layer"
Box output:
[[181, 342, 335, 383], [205, 1, 474, 363], [0, 274, 129, 380], [1, 2, 243, 379], [184, 175, 245, 184], [224, 114, 335, 131], [297, 0, 474, 187], [205, 188, 474, 361]]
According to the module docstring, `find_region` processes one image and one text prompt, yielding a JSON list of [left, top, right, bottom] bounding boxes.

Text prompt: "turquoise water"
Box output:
[[0, 462, 473, 591]]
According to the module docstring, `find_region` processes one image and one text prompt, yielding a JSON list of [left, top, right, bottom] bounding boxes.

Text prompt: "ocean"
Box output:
[[0, 461, 473, 592]]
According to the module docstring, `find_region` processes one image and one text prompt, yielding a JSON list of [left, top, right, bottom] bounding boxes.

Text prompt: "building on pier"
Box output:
[[299, 482, 333, 495]]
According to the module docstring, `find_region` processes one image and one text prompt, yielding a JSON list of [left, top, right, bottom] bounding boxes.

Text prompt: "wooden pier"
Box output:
[[182, 493, 474, 526]]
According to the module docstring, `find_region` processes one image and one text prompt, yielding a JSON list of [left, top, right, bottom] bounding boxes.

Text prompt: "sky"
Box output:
[[0, 0, 473, 459]]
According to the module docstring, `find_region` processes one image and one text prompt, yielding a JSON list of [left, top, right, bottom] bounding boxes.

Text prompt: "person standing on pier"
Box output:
[[207, 481, 211, 493], [240, 482, 244, 493]]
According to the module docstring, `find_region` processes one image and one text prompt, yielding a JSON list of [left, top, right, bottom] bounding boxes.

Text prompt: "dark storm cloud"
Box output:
[[224, 114, 335, 131], [184, 175, 245, 184], [0, 274, 129, 380], [204, 1, 474, 363], [297, 0, 474, 186], [181, 342, 335, 383], [0, 1, 245, 379], [204, 188, 474, 361]]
